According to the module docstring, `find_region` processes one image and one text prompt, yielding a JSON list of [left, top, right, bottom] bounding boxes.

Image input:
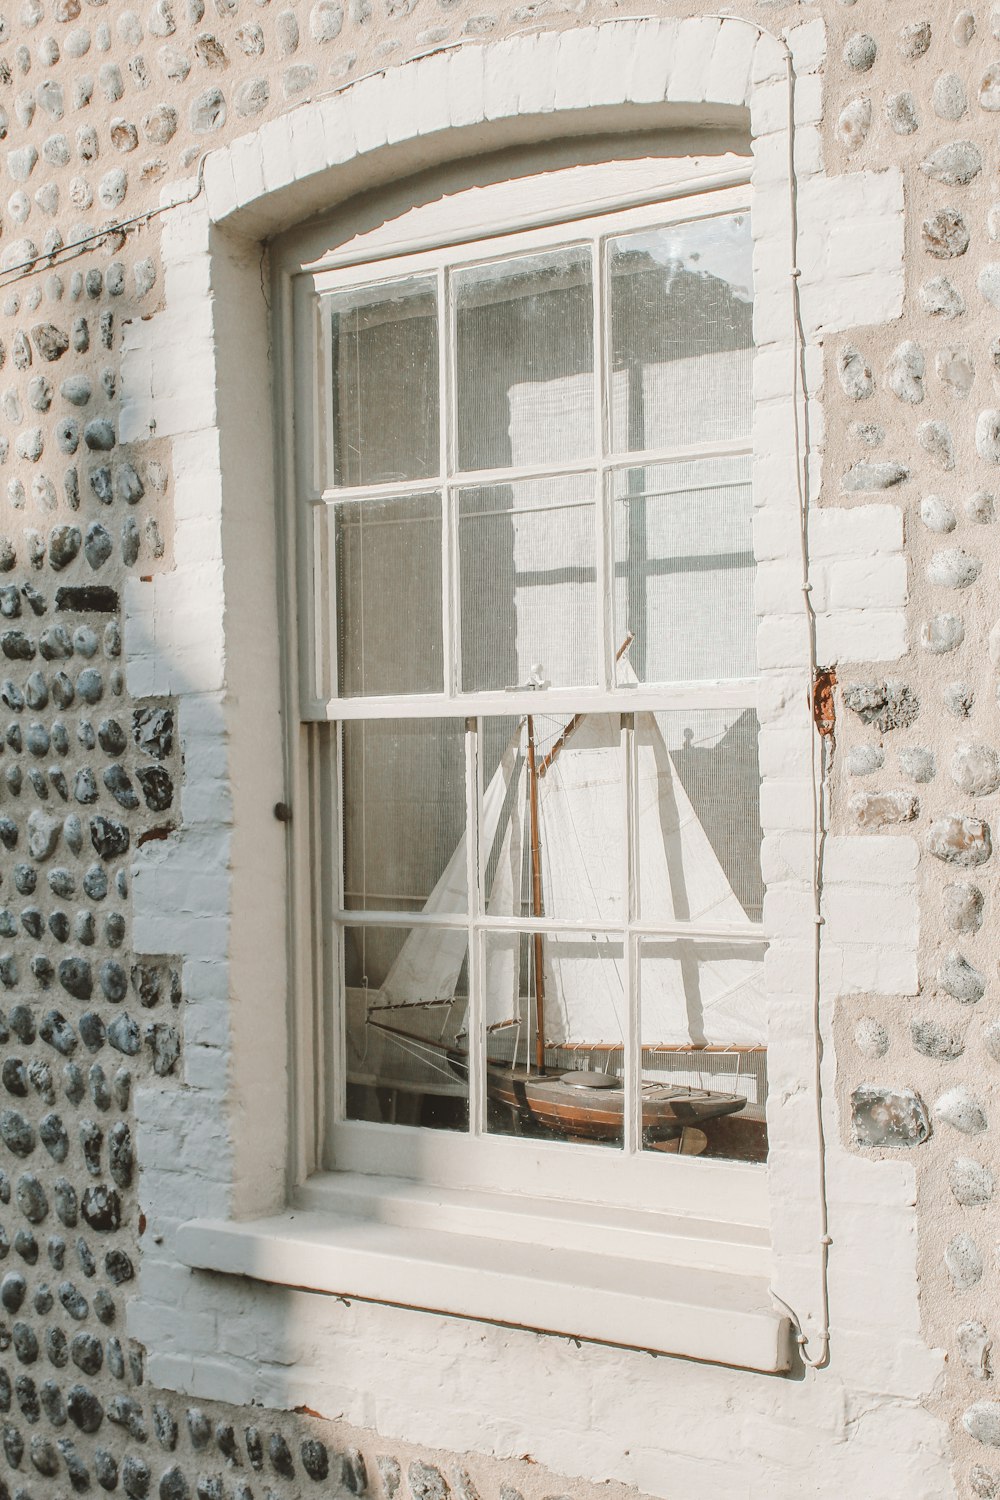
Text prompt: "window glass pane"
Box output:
[[341, 719, 466, 913], [608, 212, 752, 452], [330, 277, 439, 487], [482, 930, 623, 1149], [333, 493, 442, 697], [459, 477, 596, 692], [636, 709, 763, 925], [639, 938, 768, 1162], [612, 455, 754, 684], [481, 712, 624, 924], [344, 924, 469, 1133], [454, 248, 594, 472]]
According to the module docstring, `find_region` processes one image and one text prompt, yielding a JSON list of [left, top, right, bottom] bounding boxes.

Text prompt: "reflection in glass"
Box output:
[[481, 712, 625, 924], [635, 709, 763, 925], [342, 718, 466, 913], [330, 277, 439, 487], [612, 456, 754, 684], [455, 248, 594, 473], [343, 924, 469, 1132], [334, 493, 443, 697], [639, 939, 768, 1162], [608, 212, 753, 453], [482, 930, 624, 1149], [459, 478, 596, 692]]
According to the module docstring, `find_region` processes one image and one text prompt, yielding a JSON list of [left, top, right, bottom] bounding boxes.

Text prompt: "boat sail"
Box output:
[[349, 697, 767, 1148]]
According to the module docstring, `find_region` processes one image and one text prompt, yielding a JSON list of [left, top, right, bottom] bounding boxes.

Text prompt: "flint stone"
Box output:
[[108, 1013, 140, 1055], [842, 460, 908, 491], [851, 1087, 930, 1148], [854, 1018, 889, 1058], [847, 745, 883, 776], [918, 420, 956, 469], [968, 491, 995, 523], [837, 98, 871, 151], [887, 340, 924, 402], [935, 1086, 987, 1134], [900, 746, 935, 782], [922, 209, 970, 258], [161, 1466, 191, 1500], [899, 20, 931, 58], [29, 322, 67, 362], [90, 816, 129, 860], [945, 681, 975, 717], [410, 1464, 449, 1500], [911, 1018, 965, 1059], [934, 72, 967, 119], [921, 613, 964, 652], [49, 525, 80, 570], [843, 679, 918, 732], [949, 1157, 994, 1205], [849, 790, 917, 828], [81, 1184, 119, 1232], [965, 1402, 1000, 1445], [58, 958, 92, 1001], [886, 91, 918, 134], [14, 1169, 47, 1222], [921, 141, 982, 185], [837, 344, 874, 399], [944, 882, 984, 932], [926, 816, 992, 865], [978, 410, 1000, 464], [0, 1110, 34, 1155], [958, 1321, 993, 1382], [951, 743, 1000, 797]]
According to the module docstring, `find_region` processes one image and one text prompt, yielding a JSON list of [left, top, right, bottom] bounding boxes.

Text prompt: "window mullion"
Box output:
[[466, 718, 485, 1138], [593, 234, 612, 692], [439, 264, 457, 696], [622, 713, 640, 1156]]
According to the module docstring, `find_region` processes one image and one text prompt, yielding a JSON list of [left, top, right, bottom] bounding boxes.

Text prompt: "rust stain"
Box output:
[[137, 825, 173, 846], [293, 1405, 326, 1420], [812, 667, 837, 737]]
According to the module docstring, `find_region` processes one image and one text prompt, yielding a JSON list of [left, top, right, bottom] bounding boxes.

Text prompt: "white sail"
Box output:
[[378, 707, 766, 1050], [377, 731, 522, 1022], [531, 710, 766, 1049]]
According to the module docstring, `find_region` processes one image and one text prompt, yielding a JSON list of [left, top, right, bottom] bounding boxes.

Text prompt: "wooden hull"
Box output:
[[484, 1063, 746, 1143]]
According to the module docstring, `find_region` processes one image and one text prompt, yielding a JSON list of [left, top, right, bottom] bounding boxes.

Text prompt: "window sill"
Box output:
[[175, 1173, 791, 1374]]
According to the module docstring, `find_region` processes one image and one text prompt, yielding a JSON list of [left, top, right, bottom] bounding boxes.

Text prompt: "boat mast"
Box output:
[[525, 715, 547, 1074]]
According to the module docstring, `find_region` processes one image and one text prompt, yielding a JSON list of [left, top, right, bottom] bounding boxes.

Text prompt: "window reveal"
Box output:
[[304, 195, 766, 1167]]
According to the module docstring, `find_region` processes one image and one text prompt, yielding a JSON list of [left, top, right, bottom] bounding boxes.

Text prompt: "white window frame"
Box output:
[[123, 21, 907, 1390], [286, 165, 769, 1222]]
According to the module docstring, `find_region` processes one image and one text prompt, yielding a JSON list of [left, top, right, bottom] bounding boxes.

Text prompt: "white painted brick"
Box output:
[[289, 105, 329, 180], [317, 94, 357, 167], [447, 44, 485, 129], [627, 20, 678, 103], [229, 131, 267, 208], [666, 16, 722, 103], [554, 29, 598, 113], [751, 30, 789, 86], [258, 116, 297, 195], [827, 554, 907, 611], [704, 19, 757, 106], [814, 607, 907, 663], [516, 32, 561, 115], [786, 18, 826, 76], [482, 37, 521, 121], [203, 149, 238, 222], [807, 505, 903, 560]]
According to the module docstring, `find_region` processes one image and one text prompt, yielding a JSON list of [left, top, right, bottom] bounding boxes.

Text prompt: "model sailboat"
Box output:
[[351, 680, 767, 1150]]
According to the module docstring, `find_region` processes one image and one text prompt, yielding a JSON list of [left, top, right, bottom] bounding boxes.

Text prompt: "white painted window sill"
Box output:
[[175, 1173, 792, 1374]]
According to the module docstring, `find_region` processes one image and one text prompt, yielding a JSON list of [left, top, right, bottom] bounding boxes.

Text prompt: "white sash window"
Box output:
[[288, 160, 766, 1211]]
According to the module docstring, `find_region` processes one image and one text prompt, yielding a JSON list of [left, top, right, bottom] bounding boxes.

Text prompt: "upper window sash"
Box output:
[[295, 184, 755, 718]]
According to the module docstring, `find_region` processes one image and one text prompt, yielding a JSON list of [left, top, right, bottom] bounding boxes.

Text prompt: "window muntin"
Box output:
[[300, 186, 766, 1186]]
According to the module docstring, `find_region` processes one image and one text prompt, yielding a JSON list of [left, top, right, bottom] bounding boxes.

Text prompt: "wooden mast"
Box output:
[[525, 715, 547, 1073]]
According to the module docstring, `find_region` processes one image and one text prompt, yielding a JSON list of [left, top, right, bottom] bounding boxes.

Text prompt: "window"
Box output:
[[289, 159, 766, 1212]]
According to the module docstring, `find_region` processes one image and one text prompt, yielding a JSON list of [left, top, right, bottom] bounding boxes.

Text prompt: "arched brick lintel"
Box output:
[[193, 18, 794, 241]]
